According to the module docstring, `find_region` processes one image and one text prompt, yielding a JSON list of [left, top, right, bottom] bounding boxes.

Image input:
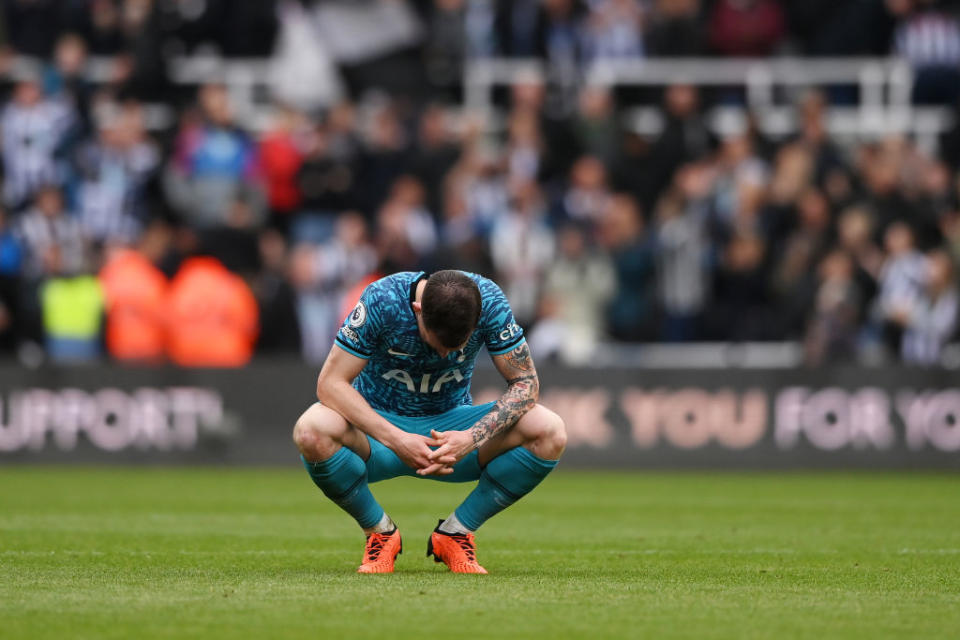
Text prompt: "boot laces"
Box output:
[[364, 533, 387, 562], [452, 534, 477, 563]]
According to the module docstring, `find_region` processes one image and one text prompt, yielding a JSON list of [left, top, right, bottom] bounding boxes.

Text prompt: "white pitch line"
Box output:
[[0, 549, 347, 557]]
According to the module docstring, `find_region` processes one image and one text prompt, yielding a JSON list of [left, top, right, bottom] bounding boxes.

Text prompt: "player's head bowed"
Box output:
[[419, 270, 482, 350]]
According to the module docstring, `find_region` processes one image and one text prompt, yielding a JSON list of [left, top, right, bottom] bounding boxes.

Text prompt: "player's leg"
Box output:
[[446, 404, 565, 532], [293, 403, 401, 573], [429, 404, 566, 573]]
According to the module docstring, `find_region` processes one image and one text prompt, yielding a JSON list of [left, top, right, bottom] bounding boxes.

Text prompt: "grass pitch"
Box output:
[[1, 468, 958, 639]]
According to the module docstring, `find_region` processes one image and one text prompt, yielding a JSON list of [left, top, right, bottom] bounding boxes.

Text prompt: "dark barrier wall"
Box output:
[[1, 363, 958, 468]]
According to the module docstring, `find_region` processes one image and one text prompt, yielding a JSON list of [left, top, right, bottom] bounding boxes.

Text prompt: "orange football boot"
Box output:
[[426, 520, 488, 574], [357, 528, 402, 574]]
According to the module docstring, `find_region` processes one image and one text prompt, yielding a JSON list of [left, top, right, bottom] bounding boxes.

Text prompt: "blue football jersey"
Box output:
[[334, 271, 525, 416]]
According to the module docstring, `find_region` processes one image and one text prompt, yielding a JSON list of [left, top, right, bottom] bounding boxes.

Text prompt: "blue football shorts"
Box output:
[[364, 402, 497, 484]]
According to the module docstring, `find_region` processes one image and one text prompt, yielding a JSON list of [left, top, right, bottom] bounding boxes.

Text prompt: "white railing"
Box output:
[[464, 57, 953, 152], [4, 54, 955, 149]]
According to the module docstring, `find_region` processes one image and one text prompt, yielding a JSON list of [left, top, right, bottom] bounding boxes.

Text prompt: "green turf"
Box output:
[[1, 468, 958, 639]]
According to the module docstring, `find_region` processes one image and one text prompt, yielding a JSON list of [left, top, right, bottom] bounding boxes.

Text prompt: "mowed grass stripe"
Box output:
[[0, 468, 958, 640]]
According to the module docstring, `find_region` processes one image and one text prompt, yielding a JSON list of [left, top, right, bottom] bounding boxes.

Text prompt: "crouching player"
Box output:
[[292, 270, 566, 574]]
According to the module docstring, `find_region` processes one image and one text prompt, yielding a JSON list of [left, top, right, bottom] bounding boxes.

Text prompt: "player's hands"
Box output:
[[390, 431, 456, 475], [423, 429, 475, 474]]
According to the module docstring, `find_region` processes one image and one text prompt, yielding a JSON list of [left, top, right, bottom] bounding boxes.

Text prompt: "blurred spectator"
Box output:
[[708, 232, 771, 340], [495, 0, 546, 58], [645, 84, 713, 211], [599, 193, 657, 341], [859, 140, 912, 242], [376, 175, 438, 270], [40, 269, 104, 363], [165, 85, 263, 228], [441, 146, 506, 244], [874, 222, 927, 356], [165, 256, 259, 367], [764, 142, 814, 249], [84, 0, 124, 55], [197, 197, 263, 277], [710, 130, 768, 235], [253, 229, 301, 355], [539, 223, 615, 363], [490, 179, 555, 325], [804, 249, 862, 366], [708, 0, 785, 57], [259, 105, 306, 232], [646, 0, 704, 57], [900, 249, 959, 365], [835, 206, 883, 320], [770, 186, 832, 336], [462, 0, 497, 58], [541, 0, 585, 67], [98, 229, 169, 362], [356, 100, 412, 216], [555, 155, 611, 224], [505, 104, 544, 186], [423, 0, 468, 93], [509, 76, 579, 182], [44, 33, 93, 131], [291, 212, 376, 363], [16, 186, 87, 280], [1, 79, 76, 210], [295, 118, 359, 238], [581, 0, 645, 62], [795, 91, 845, 190], [410, 104, 461, 218], [74, 101, 159, 243], [120, 0, 173, 102], [573, 85, 619, 168], [655, 163, 713, 341], [893, 0, 960, 104]]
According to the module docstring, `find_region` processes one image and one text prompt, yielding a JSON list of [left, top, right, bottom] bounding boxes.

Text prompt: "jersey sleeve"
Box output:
[[479, 278, 525, 355], [334, 282, 382, 359]]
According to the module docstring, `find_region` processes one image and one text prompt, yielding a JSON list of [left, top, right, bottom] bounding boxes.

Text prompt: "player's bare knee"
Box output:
[[293, 410, 340, 461], [541, 410, 566, 459], [526, 406, 566, 460]]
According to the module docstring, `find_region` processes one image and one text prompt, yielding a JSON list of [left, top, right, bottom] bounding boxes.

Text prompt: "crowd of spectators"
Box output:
[[0, 0, 959, 368]]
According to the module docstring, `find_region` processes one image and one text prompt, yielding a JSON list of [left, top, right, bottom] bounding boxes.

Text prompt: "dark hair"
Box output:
[[421, 270, 482, 349]]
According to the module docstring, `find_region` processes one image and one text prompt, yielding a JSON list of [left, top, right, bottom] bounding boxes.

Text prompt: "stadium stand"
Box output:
[[0, 0, 959, 368]]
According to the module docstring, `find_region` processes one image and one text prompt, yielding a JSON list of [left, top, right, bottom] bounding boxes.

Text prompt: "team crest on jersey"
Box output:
[[348, 301, 367, 327]]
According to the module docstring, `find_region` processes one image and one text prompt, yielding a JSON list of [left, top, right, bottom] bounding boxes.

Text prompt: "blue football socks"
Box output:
[[454, 446, 558, 531], [301, 447, 384, 529]]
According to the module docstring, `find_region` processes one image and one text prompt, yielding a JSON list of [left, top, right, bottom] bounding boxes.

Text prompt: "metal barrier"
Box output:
[[465, 57, 953, 151], [4, 53, 954, 147]]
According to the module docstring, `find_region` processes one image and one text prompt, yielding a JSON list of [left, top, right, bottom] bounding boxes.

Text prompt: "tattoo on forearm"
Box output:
[[470, 344, 539, 447]]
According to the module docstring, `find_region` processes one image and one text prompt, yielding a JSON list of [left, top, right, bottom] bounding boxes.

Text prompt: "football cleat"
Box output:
[[357, 528, 402, 574], [426, 520, 488, 574]]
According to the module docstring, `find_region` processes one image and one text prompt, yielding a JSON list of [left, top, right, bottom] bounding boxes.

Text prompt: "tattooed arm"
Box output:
[[468, 342, 539, 448], [422, 342, 539, 473]]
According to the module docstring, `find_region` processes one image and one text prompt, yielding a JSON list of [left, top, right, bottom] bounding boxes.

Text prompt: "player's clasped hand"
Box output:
[[390, 431, 457, 476], [421, 429, 475, 476]]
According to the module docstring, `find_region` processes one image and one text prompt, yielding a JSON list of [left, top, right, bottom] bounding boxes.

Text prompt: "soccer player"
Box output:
[[293, 270, 566, 574]]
